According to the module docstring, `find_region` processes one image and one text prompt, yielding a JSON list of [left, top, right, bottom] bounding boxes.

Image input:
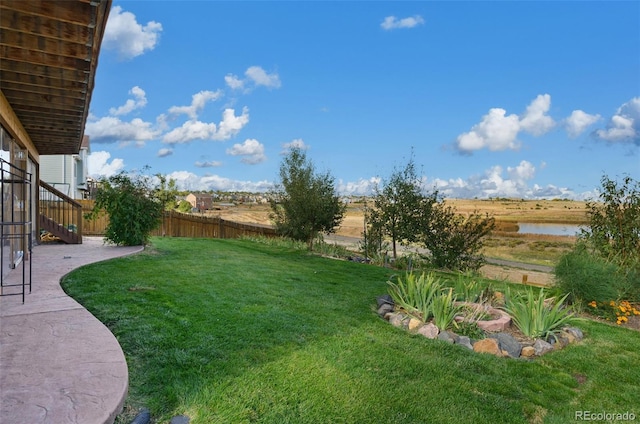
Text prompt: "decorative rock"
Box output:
[[550, 332, 571, 349], [457, 335, 474, 350], [408, 318, 423, 331], [533, 339, 553, 356], [417, 323, 439, 339], [438, 331, 455, 344], [564, 327, 583, 342], [376, 294, 394, 308], [377, 303, 394, 317], [473, 338, 501, 356], [388, 313, 405, 328], [170, 416, 190, 424], [521, 346, 536, 358], [476, 308, 512, 332], [561, 330, 576, 345], [489, 333, 522, 358]]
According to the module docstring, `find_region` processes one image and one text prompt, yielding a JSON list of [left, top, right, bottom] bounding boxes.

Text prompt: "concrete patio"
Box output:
[[0, 237, 143, 424]]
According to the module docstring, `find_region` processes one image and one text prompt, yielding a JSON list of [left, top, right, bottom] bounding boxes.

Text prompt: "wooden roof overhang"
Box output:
[[0, 0, 111, 160]]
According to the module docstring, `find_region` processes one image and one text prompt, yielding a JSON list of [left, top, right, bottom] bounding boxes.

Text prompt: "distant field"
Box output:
[[211, 198, 589, 239]]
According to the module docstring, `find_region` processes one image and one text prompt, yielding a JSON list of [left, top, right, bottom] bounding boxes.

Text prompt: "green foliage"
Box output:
[[502, 288, 578, 340], [452, 272, 485, 303], [269, 147, 346, 250], [432, 287, 464, 330], [581, 174, 640, 265], [367, 153, 494, 271], [419, 202, 495, 271], [387, 272, 441, 322], [454, 321, 486, 340], [154, 174, 178, 210], [177, 200, 193, 213], [85, 171, 163, 246], [555, 174, 640, 303], [554, 245, 629, 303], [367, 154, 424, 259]]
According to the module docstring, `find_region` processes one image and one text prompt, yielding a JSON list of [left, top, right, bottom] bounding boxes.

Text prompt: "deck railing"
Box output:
[[39, 181, 83, 244]]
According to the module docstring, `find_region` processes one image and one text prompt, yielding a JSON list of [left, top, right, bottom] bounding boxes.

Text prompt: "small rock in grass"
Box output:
[[438, 331, 455, 344], [564, 327, 583, 342], [377, 303, 394, 317], [388, 313, 405, 328], [473, 338, 501, 356], [408, 318, 423, 331], [457, 335, 474, 350], [533, 339, 553, 356], [489, 333, 522, 358], [521, 346, 536, 358], [418, 323, 439, 339], [376, 294, 394, 308]]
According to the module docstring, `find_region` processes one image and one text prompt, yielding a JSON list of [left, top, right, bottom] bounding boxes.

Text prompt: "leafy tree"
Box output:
[[155, 174, 179, 210], [418, 201, 495, 271], [177, 200, 193, 213], [580, 174, 640, 265], [555, 174, 640, 302], [367, 155, 424, 260], [85, 171, 163, 246], [269, 147, 346, 250]]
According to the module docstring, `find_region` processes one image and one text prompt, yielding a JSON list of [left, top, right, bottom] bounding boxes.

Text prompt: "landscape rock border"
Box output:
[[376, 295, 583, 359]]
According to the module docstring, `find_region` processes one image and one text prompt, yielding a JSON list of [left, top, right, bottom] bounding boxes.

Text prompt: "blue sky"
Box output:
[[86, 1, 640, 199]]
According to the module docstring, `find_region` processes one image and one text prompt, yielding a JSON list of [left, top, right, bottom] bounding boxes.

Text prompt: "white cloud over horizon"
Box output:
[[109, 86, 147, 116], [87, 151, 125, 178], [103, 6, 162, 60], [281, 138, 309, 154]]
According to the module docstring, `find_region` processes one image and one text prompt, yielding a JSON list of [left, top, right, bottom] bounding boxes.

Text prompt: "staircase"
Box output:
[[39, 181, 83, 244]]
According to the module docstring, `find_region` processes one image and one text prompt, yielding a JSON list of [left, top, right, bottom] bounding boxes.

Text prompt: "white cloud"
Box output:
[[595, 97, 640, 145], [381, 15, 425, 30], [162, 107, 249, 144], [455, 94, 557, 153], [225, 66, 281, 91], [245, 66, 281, 89], [157, 148, 173, 157], [456, 108, 521, 152], [507, 160, 536, 182], [85, 116, 159, 144], [519, 94, 555, 136], [167, 170, 273, 192], [109, 86, 147, 116], [226, 138, 267, 164], [217, 107, 250, 140], [162, 120, 218, 144], [103, 6, 162, 60], [87, 151, 125, 178], [281, 138, 309, 154], [168, 90, 223, 119], [564, 110, 601, 138], [338, 177, 381, 196], [195, 160, 223, 168], [224, 74, 244, 90]]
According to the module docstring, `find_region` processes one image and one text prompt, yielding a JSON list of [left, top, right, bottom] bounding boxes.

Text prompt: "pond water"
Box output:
[[517, 223, 582, 236]]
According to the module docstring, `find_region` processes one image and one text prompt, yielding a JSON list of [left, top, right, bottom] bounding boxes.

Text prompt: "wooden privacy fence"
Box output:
[[80, 201, 277, 239]]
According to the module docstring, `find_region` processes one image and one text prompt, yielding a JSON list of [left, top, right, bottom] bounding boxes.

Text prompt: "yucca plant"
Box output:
[[502, 288, 579, 340], [387, 272, 442, 322], [432, 287, 465, 330]]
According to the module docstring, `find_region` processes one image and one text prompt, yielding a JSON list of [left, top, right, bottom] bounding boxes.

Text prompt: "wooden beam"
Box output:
[[0, 27, 90, 61], [0, 8, 90, 44], [0, 90, 40, 163], [0, 1, 94, 27], [0, 46, 92, 72]]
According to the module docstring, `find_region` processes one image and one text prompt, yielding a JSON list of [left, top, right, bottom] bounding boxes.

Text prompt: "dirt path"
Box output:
[[325, 234, 554, 286]]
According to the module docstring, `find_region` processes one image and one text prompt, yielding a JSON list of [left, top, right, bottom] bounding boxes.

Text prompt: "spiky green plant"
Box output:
[[502, 288, 579, 340], [387, 272, 442, 322], [432, 287, 465, 330]]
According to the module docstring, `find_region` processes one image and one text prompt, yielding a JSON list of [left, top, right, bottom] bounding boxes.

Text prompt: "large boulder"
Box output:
[[489, 333, 522, 358]]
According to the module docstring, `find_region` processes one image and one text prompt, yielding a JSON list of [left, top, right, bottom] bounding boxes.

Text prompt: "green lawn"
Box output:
[[61, 237, 640, 424]]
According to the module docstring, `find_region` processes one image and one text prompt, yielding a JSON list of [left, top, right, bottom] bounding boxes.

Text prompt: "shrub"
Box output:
[[86, 171, 163, 246], [502, 288, 579, 340], [554, 245, 638, 303]]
